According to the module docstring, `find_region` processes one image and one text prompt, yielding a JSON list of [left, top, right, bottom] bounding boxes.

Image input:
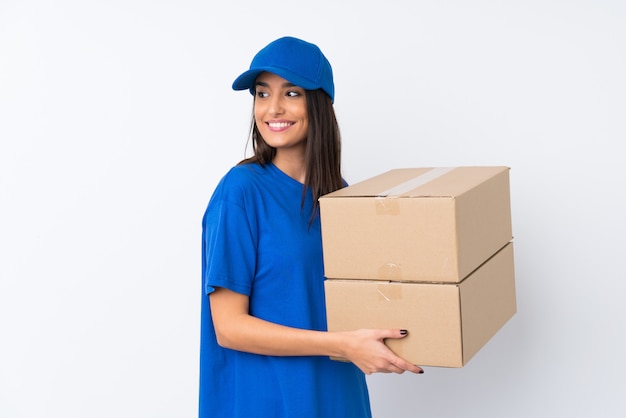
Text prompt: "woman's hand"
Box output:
[[338, 329, 424, 375]]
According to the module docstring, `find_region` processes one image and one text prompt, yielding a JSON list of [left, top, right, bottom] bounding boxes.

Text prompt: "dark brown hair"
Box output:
[[238, 89, 343, 223]]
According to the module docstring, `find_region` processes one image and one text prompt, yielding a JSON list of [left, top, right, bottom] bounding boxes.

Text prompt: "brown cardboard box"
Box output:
[[319, 166, 512, 283], [324, 243, 516, 368]]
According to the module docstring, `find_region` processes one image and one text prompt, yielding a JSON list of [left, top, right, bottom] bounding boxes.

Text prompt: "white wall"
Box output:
[[1, 1, 624, 417]]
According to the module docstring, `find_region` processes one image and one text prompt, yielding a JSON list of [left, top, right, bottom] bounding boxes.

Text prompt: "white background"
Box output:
[[1, 1, 624, 417]]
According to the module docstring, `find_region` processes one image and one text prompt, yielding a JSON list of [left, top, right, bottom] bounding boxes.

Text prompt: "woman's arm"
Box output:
[[209, 287, 424, 375]]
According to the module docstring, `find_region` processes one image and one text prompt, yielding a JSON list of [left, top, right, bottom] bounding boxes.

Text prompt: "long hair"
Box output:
[[238, 89, 343, 223]]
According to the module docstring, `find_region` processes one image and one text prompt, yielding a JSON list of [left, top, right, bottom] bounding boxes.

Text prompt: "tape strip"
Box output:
[[376, 167, 455, 197]]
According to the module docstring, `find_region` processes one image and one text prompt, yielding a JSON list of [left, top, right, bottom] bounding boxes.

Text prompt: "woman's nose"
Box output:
[[268, 96, 284, 116]]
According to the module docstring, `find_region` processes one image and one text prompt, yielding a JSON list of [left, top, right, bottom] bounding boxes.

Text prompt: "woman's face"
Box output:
[[254, 72, 309, 154]]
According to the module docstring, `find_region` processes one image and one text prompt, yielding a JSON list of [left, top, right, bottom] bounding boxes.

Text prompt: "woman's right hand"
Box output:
[[338, 329, 424, 375]]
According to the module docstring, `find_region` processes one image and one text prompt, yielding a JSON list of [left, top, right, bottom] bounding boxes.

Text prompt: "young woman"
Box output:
[[199, 36, 423, 418]]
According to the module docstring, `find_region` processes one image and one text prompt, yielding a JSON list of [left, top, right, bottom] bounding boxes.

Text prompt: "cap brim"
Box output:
[[232, 66, 321, 93]]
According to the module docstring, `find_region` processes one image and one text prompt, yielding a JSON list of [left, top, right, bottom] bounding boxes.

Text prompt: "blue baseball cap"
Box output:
[[232, 36, 335, 102]]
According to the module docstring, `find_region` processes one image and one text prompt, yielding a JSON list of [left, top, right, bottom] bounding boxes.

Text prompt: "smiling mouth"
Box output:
[[267, 122, 294, 129]]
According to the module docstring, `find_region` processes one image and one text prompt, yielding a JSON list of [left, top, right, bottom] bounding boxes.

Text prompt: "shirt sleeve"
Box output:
[[201, 184, 257, 297]]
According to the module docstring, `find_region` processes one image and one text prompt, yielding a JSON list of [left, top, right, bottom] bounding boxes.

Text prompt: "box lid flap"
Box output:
[[320, 166, 510, 199]]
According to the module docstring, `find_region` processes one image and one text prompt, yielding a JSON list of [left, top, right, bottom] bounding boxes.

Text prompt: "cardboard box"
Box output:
[[319, 166, 512, 283], [324, 243, 516, 368]]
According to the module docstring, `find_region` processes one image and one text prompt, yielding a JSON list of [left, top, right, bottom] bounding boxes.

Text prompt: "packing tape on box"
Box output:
[[377, 167, 455, 197], [374, 167, 455, 215], [375, 199, 401, 215], [376, 282, 403, 301], [378, 262, 402, 280]]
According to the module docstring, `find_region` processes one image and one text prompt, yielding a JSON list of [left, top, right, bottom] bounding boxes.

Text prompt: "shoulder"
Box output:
[[218, 163, 270, 191], [210, 163, 270, 204], [222, 163, 266, 183]]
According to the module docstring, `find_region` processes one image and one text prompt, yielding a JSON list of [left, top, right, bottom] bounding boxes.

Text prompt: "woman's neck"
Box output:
[[273, 152, 306, 184]]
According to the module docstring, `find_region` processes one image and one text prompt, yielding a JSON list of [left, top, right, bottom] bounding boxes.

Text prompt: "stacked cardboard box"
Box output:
[[320, 166, 516, 367]]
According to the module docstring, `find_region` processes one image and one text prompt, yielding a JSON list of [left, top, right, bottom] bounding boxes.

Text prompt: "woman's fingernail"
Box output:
[[418, 369, 424, 374], [400, 329, 408, 336]]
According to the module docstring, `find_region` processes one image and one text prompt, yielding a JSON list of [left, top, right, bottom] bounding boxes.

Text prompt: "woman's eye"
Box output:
[[287, 90, 301, 97], [256, 91, 269, 98]]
